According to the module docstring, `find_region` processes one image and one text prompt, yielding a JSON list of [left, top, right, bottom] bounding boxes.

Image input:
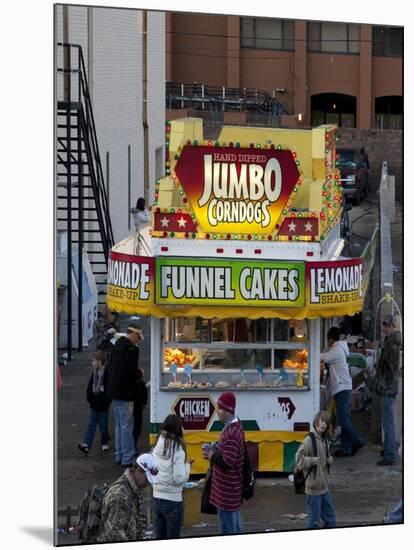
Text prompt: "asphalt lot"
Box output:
[[56, 193, 403, 544]]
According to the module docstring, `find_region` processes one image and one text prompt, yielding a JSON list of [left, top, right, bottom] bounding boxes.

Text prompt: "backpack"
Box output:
[[78, 480, 128, 542], [78, 484, 109, 543], [293, 432, 317, 495], [242, 444, 255, 500]]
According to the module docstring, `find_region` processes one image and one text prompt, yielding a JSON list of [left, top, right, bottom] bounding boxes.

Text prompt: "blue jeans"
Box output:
[[217, 508, 243, 535], [334, 390, 364, 454], [83, 409, 109, 448], [381, 395, 397, 462], [153, 498, 183, 539], [385, 499, 403, 523], [306, 492, 336, 529], [112, 400, 135, 465]]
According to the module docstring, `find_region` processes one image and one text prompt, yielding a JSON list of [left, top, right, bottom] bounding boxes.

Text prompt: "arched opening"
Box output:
[[375, 96, 402, 129], [311, 93, 357, 128]]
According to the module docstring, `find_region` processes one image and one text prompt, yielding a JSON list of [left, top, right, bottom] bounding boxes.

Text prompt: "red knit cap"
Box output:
[[217, 392, 236, 414]]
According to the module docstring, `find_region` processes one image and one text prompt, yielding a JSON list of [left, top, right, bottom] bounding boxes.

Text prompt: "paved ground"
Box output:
[[56, 193, 403, 545]]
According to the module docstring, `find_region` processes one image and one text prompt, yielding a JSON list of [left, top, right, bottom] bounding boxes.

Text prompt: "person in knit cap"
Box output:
[[202, 391, 245, 534]]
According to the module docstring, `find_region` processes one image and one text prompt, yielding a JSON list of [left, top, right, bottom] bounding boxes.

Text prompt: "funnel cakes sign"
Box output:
[[174, 145, 300, 235]]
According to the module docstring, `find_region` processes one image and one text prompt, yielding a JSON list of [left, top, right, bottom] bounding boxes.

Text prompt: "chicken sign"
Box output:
[[174, 145, 300, 235], [172, 395, 216, 430]]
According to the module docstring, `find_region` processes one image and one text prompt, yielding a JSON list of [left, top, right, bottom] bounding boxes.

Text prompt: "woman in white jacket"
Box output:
[[152, 414, 194, 539], [130, 197, 151, 232]]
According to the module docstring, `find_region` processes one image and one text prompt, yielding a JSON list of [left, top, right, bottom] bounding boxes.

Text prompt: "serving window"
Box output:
[[161, 317, 310, 390]]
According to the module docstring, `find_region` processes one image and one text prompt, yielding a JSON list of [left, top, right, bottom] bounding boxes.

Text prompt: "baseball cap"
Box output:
[[127, 319, 144, 339], [382, 315, 395, 327], [136, 453, 158, 484]]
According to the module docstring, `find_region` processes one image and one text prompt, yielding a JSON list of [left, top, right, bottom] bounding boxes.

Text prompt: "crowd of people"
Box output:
[[75, 313, 402, 542]]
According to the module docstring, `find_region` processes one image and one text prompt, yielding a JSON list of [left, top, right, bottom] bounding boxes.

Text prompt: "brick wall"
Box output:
[[336, 128, 402, 202]]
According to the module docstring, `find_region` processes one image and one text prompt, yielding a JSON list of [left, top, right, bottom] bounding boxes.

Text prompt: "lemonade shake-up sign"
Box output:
[[174, 145, 300, 235], [306, 258, 364, 307], [155, 257, 305, 307], [107, 252, 154, 309]]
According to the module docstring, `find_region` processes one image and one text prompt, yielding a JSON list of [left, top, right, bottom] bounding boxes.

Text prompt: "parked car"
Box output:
[[337, 148, 368, 205]]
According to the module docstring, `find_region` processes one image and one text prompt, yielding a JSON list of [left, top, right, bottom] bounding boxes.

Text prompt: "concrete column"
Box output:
[[166, 12, 173, 82], [226, 16, 240, 88], [358, 25, 373, 129], [294, 21, 307, 124]]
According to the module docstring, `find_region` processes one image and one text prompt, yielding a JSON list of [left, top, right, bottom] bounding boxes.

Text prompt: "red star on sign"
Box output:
[[154, 212, 197, 233], [278, 217, 318, 236]]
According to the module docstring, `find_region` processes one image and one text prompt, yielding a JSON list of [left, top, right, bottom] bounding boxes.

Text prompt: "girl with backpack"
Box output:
[[151, 414, 194, 539], [295, 410, 336, 529]]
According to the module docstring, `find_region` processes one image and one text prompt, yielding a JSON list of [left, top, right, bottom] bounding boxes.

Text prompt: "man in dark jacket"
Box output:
[[359, 147, 371, 193], [375, 315, 401, 466], [106, 320, 144, 466]]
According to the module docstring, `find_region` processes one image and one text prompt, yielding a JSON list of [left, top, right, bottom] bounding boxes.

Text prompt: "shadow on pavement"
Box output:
[[21, 527, 53, 545]]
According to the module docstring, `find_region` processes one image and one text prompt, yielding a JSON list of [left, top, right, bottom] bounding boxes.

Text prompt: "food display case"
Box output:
[[107, 118, 375, 472], [161, 317, 310, 390]]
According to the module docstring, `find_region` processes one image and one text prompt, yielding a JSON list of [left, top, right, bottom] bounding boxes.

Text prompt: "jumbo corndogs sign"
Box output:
[[174, 145, 300, 235], [107, 252, 365, 318]]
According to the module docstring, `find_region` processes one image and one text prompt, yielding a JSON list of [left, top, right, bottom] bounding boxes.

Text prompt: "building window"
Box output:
[[308, 22, 360, 54], [372, 26, 403, 57], [375, 96, 402, 129], [311, 93, 357, 128], [241, 18, 294, 51]]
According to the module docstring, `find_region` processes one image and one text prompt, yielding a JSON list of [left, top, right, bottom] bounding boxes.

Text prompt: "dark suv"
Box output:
[[337, 148, 367, 205]]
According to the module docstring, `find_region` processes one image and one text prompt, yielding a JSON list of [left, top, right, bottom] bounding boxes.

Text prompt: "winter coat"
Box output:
[[134, 377, 148, 408], [97, 469, 147, 542], [151, 434, 190, 502], [295, 431, 331, 496], [210, 418, 244, 512], [375, 331, 401, 396], [131, 208, 151, 232], [320, 340, 352, 396], [106, 336, 141, 401], [86, 367, 111, 411]]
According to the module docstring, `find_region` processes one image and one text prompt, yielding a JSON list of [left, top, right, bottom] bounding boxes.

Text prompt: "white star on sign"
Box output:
[[160, 216, 170, 228], [304, 221, 313, 232], [177, 217, 187, 228], [288, 221, 297, 232]]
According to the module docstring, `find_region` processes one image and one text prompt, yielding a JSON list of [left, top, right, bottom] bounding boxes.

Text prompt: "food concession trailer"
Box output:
[[106, 118, 374, 473]]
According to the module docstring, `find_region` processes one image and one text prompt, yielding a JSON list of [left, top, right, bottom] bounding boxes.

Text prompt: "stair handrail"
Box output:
[[166, 81, 289, 115], [57, 42, 114, 253], [77, 47, 114, 249]]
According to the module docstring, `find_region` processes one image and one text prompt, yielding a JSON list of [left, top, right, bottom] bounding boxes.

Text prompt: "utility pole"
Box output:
[[142, 11, 149, 206], [63, 5, 69, 102]]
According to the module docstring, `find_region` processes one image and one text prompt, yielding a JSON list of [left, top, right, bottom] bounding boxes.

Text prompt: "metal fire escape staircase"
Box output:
[[57, 43, 114, 356]]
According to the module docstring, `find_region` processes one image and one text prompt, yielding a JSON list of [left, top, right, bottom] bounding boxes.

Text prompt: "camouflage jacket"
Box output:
[[97, 470, 147, 543]]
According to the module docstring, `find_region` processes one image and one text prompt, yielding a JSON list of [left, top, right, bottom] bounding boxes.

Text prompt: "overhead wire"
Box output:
[[166, 28, 402, 44]]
